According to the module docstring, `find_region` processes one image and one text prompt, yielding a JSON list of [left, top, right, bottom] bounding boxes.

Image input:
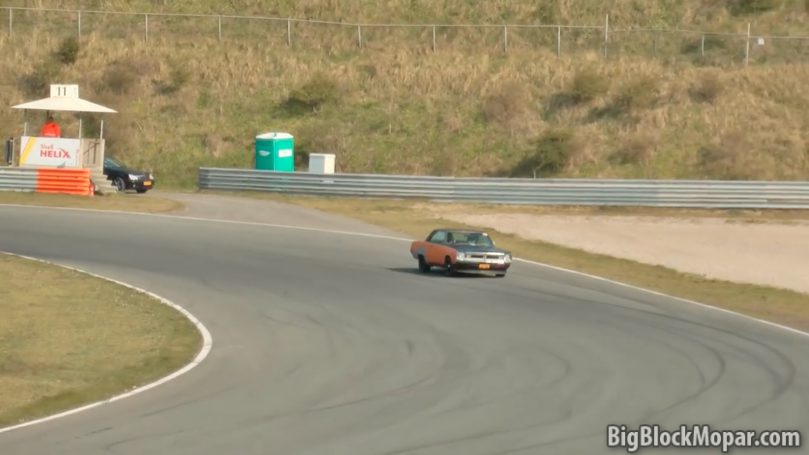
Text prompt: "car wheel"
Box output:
[[113, 177, 126, 192], [418, 255, 430, 273], [443, 257, 455, 277]]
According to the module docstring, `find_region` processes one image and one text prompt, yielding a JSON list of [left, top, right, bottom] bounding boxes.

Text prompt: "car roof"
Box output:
[[433, 228, 488, 235]]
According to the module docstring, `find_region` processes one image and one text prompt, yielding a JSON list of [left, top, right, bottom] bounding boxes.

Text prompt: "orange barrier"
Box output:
[[36, 168, 93, 196]]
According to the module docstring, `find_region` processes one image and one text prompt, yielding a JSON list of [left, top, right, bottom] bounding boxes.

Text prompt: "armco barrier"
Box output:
[[36, 169, 93, 196], [198, 167, 809, 209], [0, 168, 92, 196], [0, 168, 38, 192]]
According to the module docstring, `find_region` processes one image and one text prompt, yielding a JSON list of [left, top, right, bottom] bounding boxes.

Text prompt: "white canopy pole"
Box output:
[[100, 119, 104, 139]]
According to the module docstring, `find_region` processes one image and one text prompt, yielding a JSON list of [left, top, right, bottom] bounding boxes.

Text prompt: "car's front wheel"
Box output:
[[113, 177, 126, 192], [418, 256, 430, 273], [443, 257, 455, 276]]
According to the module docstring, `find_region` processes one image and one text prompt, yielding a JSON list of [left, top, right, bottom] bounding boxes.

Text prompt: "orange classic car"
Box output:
[[410, 228, 512, 277]]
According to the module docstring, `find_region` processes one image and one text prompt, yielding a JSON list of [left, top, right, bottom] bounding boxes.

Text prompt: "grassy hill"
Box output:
[[0, 1, 808, 187]]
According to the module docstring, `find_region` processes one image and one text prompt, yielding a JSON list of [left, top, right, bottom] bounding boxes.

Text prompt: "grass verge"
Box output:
[[0, 254, 201, 427], [0, 192, 184, 213], [208, 190, 809, 332]]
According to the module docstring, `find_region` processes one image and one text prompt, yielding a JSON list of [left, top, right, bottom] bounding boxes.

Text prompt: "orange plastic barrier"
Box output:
[[36, 168, 93, 196]]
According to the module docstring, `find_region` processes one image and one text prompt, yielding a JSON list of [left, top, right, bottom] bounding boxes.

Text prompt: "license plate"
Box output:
[[479, 264, 491, 270], [144, 181, 152, 186]]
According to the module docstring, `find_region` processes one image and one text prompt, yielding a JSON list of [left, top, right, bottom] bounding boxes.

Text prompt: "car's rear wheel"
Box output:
[[443, 257, 455, 276], [113, 177, 126, 192], [418, 255, 430, 273]]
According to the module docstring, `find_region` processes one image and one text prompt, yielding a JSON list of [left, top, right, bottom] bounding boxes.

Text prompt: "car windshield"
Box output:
[[447, 232, 494, 247], [105, 157, 124, 168]]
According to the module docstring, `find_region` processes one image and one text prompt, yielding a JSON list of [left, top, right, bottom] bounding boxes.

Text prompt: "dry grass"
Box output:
[[208, 190, 809, 331], [0, 192, 184, 213], [0, 254, 201, 426], [0, 4, 807, 186]]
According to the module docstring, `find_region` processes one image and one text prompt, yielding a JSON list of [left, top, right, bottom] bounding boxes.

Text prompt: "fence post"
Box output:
[[556, 26, 561, 57], [701, 35, 705, 57], [144, 13, 149, 42], [77, 10, 81, 40], [357, 24, 362, 48], [603, 14, 609, 58], [503, 25, 508, 53], [218, 15, 222, 41], [745, 23, 751, 66], [8, 8, 12, 38], [287, 19, 292, 47], [432, 25, 436, 52]]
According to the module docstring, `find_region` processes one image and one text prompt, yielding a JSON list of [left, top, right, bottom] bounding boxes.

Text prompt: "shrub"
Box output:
[[688, 72, 723, 103], [609, 132, 659, 166], [729, 0, 782, 15], [612, 75, 661, 113], [285, 73, 340, 113], [569, 67, 609, 104], [102, 61, 139, 95], [510, 128, 580, 178], [54, 36, 80, 65], [18, 63, 58, 97], [482, 80, 533, 132], [154, 64, 190, 95], [697, 132, 758, 179]]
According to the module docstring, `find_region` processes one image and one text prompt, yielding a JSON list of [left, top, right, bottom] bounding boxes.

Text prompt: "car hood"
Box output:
[[107, 166, 150, 176], [452, 244, 510, 254]]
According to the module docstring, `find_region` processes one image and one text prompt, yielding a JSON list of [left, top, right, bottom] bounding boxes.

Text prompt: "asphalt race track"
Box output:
[[1, 199, 808, 455]]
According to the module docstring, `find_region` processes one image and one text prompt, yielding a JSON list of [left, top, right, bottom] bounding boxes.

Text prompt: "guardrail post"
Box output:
[[8, 8, 12, 38], [357, 24, 362, 48], [603, 14, 609, 58], [287, 19, 292, 47], [77, 10, 81, 40], [503, 25, 508, 53], [701, 35, 705, 57], [144, 13, 149, 42], [218, 15, 222, 41], [432, 25, 436, 52]]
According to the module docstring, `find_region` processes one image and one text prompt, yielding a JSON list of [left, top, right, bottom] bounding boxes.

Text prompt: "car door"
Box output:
[[426, 230, 449, 264]]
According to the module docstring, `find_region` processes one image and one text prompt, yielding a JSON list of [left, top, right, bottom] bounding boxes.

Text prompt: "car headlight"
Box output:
[[128, 174, 140, 181], [456, 252, 466, 261], [504, 254, 512, 263]]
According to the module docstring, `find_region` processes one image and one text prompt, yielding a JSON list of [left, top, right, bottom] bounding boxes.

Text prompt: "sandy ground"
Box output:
[[438, 211, 809, 295]]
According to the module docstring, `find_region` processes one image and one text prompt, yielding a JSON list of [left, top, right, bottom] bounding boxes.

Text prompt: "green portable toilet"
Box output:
[[255, 132, 294, 172]]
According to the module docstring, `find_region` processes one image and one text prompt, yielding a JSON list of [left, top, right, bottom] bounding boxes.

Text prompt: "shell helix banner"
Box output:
[[19, 136, 80, 168]]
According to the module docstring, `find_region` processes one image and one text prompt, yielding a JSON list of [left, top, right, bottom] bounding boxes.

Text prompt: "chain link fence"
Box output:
[[2, 7, 808, 65]]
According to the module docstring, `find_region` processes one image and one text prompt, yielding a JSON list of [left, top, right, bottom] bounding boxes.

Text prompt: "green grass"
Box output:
[[210, 190, 809, 332], [0, 254, 201, 426]]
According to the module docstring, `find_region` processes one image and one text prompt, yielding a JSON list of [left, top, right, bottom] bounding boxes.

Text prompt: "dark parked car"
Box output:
[[103, 157, 155, 193]]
